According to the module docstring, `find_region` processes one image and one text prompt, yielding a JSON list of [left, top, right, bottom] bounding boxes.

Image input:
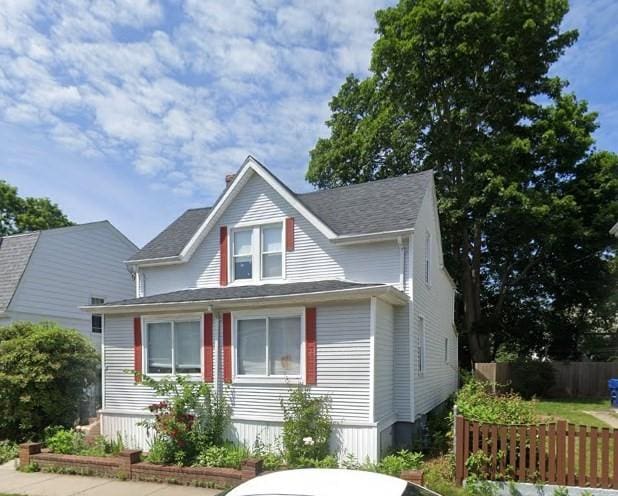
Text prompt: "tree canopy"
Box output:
[[0, 180, 72, 236], [307, 0, 618, 364]]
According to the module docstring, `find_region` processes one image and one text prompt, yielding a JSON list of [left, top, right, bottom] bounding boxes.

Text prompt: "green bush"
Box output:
[[139, 375, 231, 466], [376, 449, 423, 477], [196, 444, 251, 469], [295, 454, 339, 468], [45, 428, 124, 457], [0, 321, 99, 441], [0, 440, 18, 464], [456, 379, 536, 424], [252, 435, 285, 471], [509, 360, 556, 399], [281, 386, 332, 466]]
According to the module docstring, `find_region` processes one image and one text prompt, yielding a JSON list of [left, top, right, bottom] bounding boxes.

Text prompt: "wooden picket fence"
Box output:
[[455, 415, 618, 489]]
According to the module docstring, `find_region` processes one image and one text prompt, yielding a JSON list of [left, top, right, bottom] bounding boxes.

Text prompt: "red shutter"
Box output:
[[203, 313, 214, 382], [222, 312, 232, 383], [220, 226, 228, 286], [133, 317, 142, 383], [286, 217, 295, 252], [305, 307, 317, 385]]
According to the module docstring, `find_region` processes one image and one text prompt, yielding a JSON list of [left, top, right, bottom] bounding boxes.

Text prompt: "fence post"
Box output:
[[556, 420, 567, 485], [455, 415, 465, 485]]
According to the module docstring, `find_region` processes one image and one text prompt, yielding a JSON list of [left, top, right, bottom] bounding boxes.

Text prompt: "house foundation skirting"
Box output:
[[100, 411, 383, 462]]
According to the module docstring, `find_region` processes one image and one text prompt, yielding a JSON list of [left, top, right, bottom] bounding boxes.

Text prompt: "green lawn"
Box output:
[[534, 398, 612, 428]]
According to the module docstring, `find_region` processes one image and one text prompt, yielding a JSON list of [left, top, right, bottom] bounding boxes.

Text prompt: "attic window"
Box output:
[[230, 222, 283, 282]]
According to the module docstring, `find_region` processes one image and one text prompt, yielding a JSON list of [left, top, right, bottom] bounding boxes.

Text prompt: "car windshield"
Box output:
[[402, 483, 442, 496]]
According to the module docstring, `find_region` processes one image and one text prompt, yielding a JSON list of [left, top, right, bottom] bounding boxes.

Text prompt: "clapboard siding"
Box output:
[[104, 301, 371, 422], [142, 173, 403, 295], [7, 222, 136, 347], [374, 299, 394, 422], [411, 186, 458, 416]]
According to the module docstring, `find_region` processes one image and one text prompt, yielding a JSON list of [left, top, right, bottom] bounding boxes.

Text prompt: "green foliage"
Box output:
[[306, 0, 618, 365], [294, 455, 339, 469], [423, 455, 464, 496], [0, 441, 18, 464], [464, 477, 498, 496], [376, 450, 423, 477], [45, 428, 124, 456], [139, 375, 231, 466], [426, 396, 455, 455], [0, 321, 99, 441], [456, 379, 536, 424], [509, 361, 556, 399], [0, 180, 72, 236], [196, 444, 251, 470], [252, 435, 285, 471], [553, 487, 569, 496], [280, 386, 332, 465]]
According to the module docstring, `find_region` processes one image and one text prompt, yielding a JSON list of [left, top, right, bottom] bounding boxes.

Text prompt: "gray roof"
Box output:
[[102, 280, 386, 307], [130, 207, 211, 261], [0, 232, 39, 312], [297, 171, 433, 235], [128, 169, 433, 262]]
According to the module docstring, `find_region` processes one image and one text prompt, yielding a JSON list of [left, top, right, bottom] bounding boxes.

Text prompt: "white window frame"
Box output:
[[90, 296, 104, 334], [232, 307, 305, 385], [417, 315, 426, 376], [229, 218, 286, 284], [424, 230, 431, 287], [142, 313, 203, 379]]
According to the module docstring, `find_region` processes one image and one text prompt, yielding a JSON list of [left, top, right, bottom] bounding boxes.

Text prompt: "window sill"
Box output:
[[232, 376, 303, 386], [142, 373, 203, 381]]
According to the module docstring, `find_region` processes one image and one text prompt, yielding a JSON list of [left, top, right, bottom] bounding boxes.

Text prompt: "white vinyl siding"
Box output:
[[412, 184, 458, 416], [141, 173, 404, 295], [103, 301, 372, 423], [374, 299, 394, 423]]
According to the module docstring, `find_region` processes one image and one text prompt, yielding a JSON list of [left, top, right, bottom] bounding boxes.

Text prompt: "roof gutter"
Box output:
[[331, 228, 414, 245], [80, 285, 409, 315]]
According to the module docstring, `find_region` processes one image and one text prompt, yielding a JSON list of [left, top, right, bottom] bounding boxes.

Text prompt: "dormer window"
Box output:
[[230, 221, 284, 283]]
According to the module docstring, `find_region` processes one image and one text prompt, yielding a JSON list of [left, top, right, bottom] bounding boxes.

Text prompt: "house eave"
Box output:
[[331, 228, 414, 245], [80, 285, 409, 315]]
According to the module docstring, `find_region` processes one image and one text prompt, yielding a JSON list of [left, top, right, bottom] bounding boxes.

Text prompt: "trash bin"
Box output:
[[609, 379, 618, 408]]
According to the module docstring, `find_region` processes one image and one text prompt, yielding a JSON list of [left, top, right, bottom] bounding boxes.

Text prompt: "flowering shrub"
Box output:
[[139, 375, 230, 465], [280, 385, 332, 466]]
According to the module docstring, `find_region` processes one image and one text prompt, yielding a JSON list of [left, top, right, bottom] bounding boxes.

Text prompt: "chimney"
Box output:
[[225, 174, 236, 188]]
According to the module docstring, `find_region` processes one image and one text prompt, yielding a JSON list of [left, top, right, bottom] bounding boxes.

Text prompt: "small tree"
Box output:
[[0, 321, 99, 441], [280, 386, 332, 465]]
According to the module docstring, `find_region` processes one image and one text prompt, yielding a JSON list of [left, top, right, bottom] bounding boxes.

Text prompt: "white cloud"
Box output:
[[0, 0, 391, 200]]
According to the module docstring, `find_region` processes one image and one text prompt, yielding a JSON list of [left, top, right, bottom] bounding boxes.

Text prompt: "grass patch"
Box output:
[[534, 398, 611, 427]]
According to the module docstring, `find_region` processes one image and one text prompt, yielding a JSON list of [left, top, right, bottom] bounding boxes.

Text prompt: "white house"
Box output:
[[87, 157, 458, 462], [0, 221, 137, 351]]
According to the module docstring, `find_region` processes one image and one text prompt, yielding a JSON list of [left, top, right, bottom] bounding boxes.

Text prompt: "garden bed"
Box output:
[[19, 443, 263, 488]]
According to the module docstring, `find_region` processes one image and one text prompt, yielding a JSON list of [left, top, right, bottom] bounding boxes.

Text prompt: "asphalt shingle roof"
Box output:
[[0, 232, 39, 312], [128, 170, 433, 262], [101, 280, 387, 306]]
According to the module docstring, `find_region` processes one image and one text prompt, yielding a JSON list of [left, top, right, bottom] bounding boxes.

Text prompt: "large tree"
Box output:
[[307, 0, 618, 364], [0, 180, 72, 235]]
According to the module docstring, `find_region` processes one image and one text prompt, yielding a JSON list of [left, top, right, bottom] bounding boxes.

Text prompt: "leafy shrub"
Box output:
[[45, 428, 124, 456], [281, 386, 332, 465], [196, 444, 251, 469], [252, 435, 285, 471], [0, 321, 99, 441], [509, 360, 555, 399], [0, 440, 18, 464], [456, 379, 536, 424], [376, 449, 423, 477], [295, 455, 339, 468], [139, 375, 231, 465]]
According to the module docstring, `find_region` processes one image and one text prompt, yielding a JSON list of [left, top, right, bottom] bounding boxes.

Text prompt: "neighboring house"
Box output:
[[87, 157, 458, 462], [0, 221, 138, 351]]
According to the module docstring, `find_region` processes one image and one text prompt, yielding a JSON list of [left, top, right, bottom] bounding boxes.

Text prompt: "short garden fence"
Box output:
[[455, 415, 618, 489]]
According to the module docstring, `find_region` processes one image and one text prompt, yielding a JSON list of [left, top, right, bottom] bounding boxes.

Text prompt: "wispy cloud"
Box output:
[[0, 0, 390, 198]]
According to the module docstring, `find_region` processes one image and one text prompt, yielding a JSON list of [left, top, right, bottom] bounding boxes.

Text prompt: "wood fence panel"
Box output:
[[567, 424, 575, 486], [529, 425, 537, 480], [590, 427, 598, 487], [579, 425, 587, 486], [539, 425, 547, 481], [601, 428, 610, 487], [613, 430, 618, 489], [548, 423, 556, 483], [474, 362, 618, 398]]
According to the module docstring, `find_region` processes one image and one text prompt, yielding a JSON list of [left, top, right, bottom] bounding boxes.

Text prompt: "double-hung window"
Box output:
[[235, 312, 302, 380], [231, 222, 283, 282], [146, 319, 201, 375]]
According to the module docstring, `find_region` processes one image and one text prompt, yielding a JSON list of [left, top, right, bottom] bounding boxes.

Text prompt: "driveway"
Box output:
[[0, 461, 221, 496]]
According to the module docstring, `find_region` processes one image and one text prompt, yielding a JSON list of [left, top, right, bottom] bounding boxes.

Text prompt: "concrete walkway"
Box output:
[[0, 461, 221, 496], [585, 410, 618, 429]]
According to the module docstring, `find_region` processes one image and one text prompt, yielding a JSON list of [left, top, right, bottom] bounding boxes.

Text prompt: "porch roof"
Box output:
[[82, 280, 408, 314]]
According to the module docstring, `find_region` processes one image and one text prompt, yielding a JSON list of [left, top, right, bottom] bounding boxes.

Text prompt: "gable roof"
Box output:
[[128, 156, 434, 264], [0, 232, 40, 312]]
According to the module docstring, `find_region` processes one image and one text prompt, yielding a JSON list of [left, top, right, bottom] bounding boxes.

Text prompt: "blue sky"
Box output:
[[1, 0, 617, 247]]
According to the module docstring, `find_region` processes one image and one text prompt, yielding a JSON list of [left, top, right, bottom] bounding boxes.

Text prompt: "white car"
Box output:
[[224, 468, 440, 496]]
